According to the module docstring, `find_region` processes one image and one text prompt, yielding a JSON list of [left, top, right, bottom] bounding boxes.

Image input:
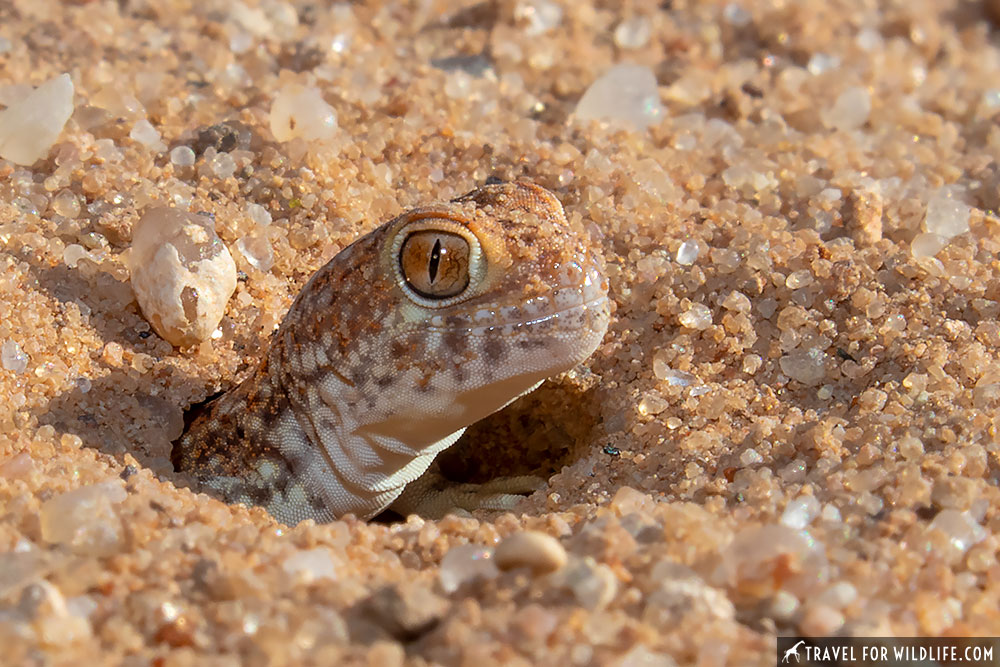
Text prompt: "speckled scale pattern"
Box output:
[[172, 182, 610, 524]]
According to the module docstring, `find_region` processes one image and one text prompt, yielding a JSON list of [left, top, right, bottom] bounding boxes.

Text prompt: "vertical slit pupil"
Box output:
[[428, 238, 441, 283]]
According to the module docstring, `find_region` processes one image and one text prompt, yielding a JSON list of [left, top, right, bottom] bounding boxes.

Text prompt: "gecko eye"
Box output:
[[398, 230, 471, 299]]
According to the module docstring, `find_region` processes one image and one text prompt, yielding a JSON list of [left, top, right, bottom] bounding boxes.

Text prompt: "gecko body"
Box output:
[[172, 182, 610, 524]]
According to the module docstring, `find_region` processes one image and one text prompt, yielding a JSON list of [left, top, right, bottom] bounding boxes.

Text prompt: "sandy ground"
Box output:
[[2, 0, 1000, 664]]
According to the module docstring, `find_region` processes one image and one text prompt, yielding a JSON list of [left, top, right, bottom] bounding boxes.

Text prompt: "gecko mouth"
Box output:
[[424, 291, 610, 337]]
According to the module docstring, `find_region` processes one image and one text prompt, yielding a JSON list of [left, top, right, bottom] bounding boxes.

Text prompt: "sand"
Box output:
[[2, 0, 999, 664]]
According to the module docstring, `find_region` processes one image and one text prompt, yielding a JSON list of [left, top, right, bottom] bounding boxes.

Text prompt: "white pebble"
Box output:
[[780, 495, 821, 529], [282, 548, 338, 582], [209, 151, 237, 179], [515, 0, 562, 36], [923, 188, 970, 239], [654, 363, 696, 387], [815, 581, 857, 608], [495, 530, 567, 574], [2, 340, 29, 373], [785, 270, 813, 289], [678, 303, 712, 329], [51, 190, 81, 218], [575, 64, 664, 129], [129, 208, 237, 346], [675, 240, 700, 265], [930, 509, 986, 553], [722, 290, 751, 313], [779, 347, 827, 385], [62, 244, 89, 268], [638, 393, 668, 416], [614, 17, 651, 49], [0, 73, 75, 166], [807, 53, 840, 75], [236, 232, 275, 272], [439, 544, 498, 594], [129, 119, 166, 152], [270, 85, 337, 143], [39, 481, 127, 556], [561, 558, 618, 610], [94, 138, 123, 162], [170, 145, 196, 167], [246, 202, 272, 227], [821, 86, 870, 131], [910, 232, 948, 259]]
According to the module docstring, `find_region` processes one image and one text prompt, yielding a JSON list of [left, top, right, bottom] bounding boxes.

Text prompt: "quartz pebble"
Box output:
[[439, 544, 498, 594], [678, 303, 712, 329], [494, 531, 567, 574], [647, 562, 735, 621], [169, 145, 196, 167], [39, 480, 127, 556], [129, 119, 167, 152], [0, 73, 75, 165], [930, 509, 986, 553], [715, 524, 824, 591], [821, 86, 870, 131], [51, 190, 81, 218], [235, 232, 275, 272], [2, 340, 29, 373], [282, 548, 338, 582], [559, 557, 618, 610], [17, 581, 93, 646], [675, 240, 699, 265], [575, 64, 664, 129], [246, 202, 272, 227], [614, 17, 651, 49], [779, 347, 827, 385], [270, 85, 337, 143], [910, 232, 948, 259], [514, 0, 563, 36], [780, 496, 821, 529], [62, 244, 89, 268], [129, 208, 237, 346], [922, 189, 970, 240]]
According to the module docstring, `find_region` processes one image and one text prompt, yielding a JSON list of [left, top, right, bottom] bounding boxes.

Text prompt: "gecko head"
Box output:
[[356, 181, 611, 448]]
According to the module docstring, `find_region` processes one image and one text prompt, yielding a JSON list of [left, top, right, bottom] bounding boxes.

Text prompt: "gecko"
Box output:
[[171, 181, 610, 525]]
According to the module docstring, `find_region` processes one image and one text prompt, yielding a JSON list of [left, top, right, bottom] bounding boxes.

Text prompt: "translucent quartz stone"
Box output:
[[439, 544, 498, 594], [779, 347, 827, 385], [170, 145, 196, 167], [575, 64, 664, 129], [675, 240, 699, 265], [678, 303, 712, 329], [614, 17, 651, 49], [129, 119, 166, 152], [923, 189, 970, 239], [821, 86, 870, 131], [1, 340, 29, 373], [780, 496, 821, 529], [0, 73, 75, 165], [270, 85, 337, 142]]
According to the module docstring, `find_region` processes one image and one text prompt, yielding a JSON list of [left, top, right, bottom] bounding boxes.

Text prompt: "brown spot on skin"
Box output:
[[443, 330, 466, 355], [483, 338, 505, 362]]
